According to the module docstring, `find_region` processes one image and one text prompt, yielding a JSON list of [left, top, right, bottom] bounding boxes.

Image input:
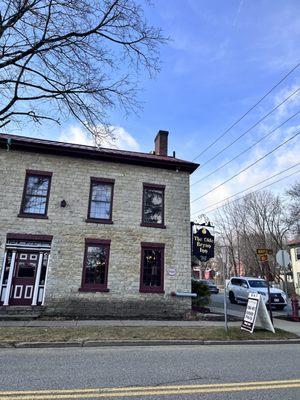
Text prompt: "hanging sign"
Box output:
[[241, 293, 275, 334], [193, 225, 214, 262]]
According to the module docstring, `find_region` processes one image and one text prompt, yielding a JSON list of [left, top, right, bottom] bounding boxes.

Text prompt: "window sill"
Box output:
[[140, 223, 166, 229], [78, 287, 110, 293], [139, 288, 165, 294], [18, 213, 48, 219], [85, 218, 113, 224]]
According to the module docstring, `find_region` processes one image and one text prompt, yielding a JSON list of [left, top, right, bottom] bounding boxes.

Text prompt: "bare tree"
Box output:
[[215, 203, 239, 276], [0, 0, 165, 141], [286, 181, 300, 233], [215, 191, 292, 280]]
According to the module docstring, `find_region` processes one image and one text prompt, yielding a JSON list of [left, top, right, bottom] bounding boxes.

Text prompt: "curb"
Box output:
[[1, 338, 300, 349]]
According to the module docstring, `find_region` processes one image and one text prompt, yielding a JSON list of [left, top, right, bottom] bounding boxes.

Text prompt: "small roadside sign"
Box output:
[[276, 250, 291, 267], [241, 293, 275, 334], [276, 250, 291, 296], [256, 248, 273, 255], [259, 254, 269, 262], [241, 293, 259, 333]]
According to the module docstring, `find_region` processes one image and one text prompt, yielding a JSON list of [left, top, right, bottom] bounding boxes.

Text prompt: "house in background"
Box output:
[[0, 131, 198, 318], [288, 236, 300, 296]]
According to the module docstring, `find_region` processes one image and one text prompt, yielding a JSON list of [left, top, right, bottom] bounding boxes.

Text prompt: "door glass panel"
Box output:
[[3, 251, 12, 284], [17, 262, 36, 278], [39, 253, 49, 285]]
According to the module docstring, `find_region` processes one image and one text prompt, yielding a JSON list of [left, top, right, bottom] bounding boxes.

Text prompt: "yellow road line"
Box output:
[[0, 379, 299, 399], [0, 378, 299, 396], [0, 383, 299, 400]]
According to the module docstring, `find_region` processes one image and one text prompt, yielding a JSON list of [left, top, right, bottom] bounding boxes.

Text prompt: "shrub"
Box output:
[[191, 279, 211, 307]]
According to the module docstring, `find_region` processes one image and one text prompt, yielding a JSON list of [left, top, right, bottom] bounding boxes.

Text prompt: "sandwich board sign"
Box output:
[[241, 293, 275, 334]]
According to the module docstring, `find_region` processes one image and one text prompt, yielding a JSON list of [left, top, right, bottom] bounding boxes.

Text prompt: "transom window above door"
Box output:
[[87, 178, 114, 223], [19, 170, 52, 218]]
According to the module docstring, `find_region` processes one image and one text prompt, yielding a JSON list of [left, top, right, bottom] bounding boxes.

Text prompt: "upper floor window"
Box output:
[[80, 239, 110, 292], [296, 248, 300, 261], [19, 170, 52, 218], [140, 243, 164, 293], [141, 183, 165, 228], [87, 178, 114, 223]]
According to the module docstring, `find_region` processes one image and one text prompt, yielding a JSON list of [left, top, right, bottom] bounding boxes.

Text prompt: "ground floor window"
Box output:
[[80, 239, 110, 291], [140, 243, 164, 293]]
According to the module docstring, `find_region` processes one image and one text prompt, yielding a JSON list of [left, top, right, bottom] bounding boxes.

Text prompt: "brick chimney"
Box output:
[[154, 130, 169, 156]]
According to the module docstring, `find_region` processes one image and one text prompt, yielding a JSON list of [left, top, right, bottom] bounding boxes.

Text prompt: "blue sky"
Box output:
[[6, 0, 300, 220]]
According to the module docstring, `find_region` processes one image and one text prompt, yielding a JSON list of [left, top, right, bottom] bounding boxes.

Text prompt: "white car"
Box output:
[[227, 277, 287, 310]]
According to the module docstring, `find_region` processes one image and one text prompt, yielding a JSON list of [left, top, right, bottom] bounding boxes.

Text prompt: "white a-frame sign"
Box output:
[[241, 293, 275, 334]]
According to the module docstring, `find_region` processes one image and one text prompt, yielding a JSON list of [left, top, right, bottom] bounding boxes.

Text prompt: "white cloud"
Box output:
[[59, 126, 94, 146], [102, 126, 141, 152], [58, 125, 140, 152]]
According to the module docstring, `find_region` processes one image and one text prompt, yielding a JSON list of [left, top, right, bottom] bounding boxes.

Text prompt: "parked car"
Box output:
[[197, 279, 219, 294], [227, 277, 287, 310]]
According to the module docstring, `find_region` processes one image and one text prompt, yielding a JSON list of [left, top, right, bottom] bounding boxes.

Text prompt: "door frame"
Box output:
[[0, 234, 52, 307], [9, 250, 39, 306]]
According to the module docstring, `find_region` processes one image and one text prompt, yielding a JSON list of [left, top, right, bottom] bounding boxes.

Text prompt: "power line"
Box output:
[[192, 86, 300, 171], [191, 162, 300, 216], [192, 61, 300, 162], [191, 109, 300, 186], [191, 129, 300, 203], [192, 167, 300, 216]]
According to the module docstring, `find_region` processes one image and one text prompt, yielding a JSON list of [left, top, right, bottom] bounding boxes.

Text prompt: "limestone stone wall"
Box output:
[[0, 146, 192, 318]]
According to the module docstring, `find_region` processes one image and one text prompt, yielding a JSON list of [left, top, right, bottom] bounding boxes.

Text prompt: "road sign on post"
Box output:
[[276, 250, 291, 267], [257, 249, 273, 255], [276, 250, 291, 297], [259, 254, 269, 262]]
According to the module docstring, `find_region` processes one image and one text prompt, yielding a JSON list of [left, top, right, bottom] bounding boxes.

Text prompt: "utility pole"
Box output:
[[237, 230, 240, 276], [264, 260, 273, 324], [221, 245, 228, 332]]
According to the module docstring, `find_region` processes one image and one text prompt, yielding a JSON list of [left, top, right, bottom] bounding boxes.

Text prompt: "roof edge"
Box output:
[[0, 133, 199, 173]]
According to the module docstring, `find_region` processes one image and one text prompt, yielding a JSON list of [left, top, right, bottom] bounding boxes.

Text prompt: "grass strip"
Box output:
[[0, 326, 297, 343]]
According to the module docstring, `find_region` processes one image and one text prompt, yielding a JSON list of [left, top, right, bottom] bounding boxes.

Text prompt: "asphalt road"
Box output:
[[0, 345, 299, 399], [210, 293, 292, 318]]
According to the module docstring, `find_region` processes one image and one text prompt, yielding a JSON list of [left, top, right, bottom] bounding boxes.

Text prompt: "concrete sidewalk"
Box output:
[[0, 319, 237, 328]]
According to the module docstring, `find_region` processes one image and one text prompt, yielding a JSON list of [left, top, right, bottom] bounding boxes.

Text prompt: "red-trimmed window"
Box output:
[[80, 239, 110, 292], [296, 248, 300, 261], [140, 243, 164, 293], [19, 170, 52, 218], [87, 178, 114, 223], [141, 184, 165, 228]]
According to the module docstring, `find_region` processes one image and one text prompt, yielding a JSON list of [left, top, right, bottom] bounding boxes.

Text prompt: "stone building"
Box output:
[[0, 131, 198, 318]]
